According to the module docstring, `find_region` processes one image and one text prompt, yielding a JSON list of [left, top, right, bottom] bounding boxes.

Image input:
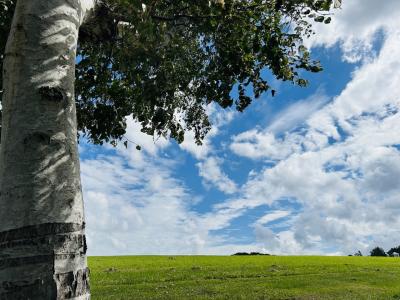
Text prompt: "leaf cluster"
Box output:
[[1, 0, 337, 146]]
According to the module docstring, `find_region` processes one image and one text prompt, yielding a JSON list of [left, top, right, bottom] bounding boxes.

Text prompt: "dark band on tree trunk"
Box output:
[[0, 233, 87, 253], [0, 253, 87, 270], [1, 268, 90, 300], [0, 254, 53, 269], [0, 223, 89, 298], [0, 222, 85, 242]]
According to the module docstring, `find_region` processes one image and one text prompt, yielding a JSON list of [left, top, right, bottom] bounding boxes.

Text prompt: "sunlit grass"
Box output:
[[89, 256, 400, 299]]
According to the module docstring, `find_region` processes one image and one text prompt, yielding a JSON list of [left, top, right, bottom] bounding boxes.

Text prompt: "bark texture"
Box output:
[[0, 0, 95, 298]]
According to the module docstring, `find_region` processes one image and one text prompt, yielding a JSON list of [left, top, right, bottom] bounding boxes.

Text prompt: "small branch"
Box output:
[[123, 135, 141, 150], [150, 13, 220, 22]]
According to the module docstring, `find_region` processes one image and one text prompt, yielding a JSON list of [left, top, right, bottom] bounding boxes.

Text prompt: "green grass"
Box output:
[[89, 256, 400, 299]]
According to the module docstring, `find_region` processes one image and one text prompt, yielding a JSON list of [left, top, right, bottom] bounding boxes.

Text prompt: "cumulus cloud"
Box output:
[[224, 16, 400, 254], [307, 0, 400, 62], [82, 153, 203, 255], [230, 90, 330, 160], [82, 123, 253, 255], [230, 129, 303, 161], [82, 0, 400, 256]]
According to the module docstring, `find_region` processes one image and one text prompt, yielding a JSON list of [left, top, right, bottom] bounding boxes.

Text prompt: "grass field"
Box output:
[[89, 256, 400, 299]]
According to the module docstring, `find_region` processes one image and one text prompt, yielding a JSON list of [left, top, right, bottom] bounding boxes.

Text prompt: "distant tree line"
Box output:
[[232, 252, 271, 256], [350, 245, 400, 257], [233, 245, 400, 257]]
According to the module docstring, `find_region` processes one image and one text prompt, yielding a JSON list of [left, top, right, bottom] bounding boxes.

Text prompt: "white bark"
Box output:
[[0, 0, 95, 298]]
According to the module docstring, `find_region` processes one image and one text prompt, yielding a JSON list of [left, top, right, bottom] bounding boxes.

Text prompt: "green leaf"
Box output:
[[314, 16, 325, 23]]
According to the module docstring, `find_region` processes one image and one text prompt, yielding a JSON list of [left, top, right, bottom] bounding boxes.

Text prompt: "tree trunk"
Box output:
[[0, 0, 95, 298]]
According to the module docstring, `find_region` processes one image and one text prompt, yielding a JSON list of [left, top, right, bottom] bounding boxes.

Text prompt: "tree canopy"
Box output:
[[0, 0, 339, 146], [370, 247, 387, 257], [387, 246, 400, 256]]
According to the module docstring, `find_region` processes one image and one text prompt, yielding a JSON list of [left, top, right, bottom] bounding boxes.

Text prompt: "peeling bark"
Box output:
[[0, 0, 96, 298]]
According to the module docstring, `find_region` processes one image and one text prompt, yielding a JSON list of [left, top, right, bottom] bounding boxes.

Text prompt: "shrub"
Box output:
[[370, 247, 387, 257], [387, 246, 400, 257]]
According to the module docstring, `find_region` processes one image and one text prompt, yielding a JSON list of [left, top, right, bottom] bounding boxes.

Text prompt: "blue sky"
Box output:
[[80, 0, 400, 256]]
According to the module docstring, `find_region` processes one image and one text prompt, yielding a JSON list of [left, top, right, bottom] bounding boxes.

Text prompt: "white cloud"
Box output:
[[81, 1, 400, 256], [82, 122, 255, 255], [224, 19, 400, 254], [230, 130, 303, 161], [180, 104, 235, 159], [82, 152, 207, 255], [123, 118, 170, 156], [179, 130, 212, 160], [255, 210, 291, 226], [229, 90, 330, 160], [307, 0, 400, 62], [267, 89, 329, 134], [197, 156, 238, 195]]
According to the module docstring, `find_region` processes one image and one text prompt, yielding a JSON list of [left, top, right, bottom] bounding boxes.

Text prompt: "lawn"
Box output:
[[89, 256, 400, 299]]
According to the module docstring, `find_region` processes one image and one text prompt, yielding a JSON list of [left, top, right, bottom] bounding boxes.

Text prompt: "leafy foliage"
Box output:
[[0, 0, 338, 146]]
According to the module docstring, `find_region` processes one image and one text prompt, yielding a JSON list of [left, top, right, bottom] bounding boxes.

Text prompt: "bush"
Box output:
[[370, 247, 387, 257], [387, 246, 400, 256]]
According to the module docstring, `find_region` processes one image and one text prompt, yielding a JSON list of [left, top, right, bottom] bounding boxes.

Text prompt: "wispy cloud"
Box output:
[[255, 210, 291, 226], [197, 156, 238, 195], [267, 89, 330, 134], [224, 23, 400, 254]]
